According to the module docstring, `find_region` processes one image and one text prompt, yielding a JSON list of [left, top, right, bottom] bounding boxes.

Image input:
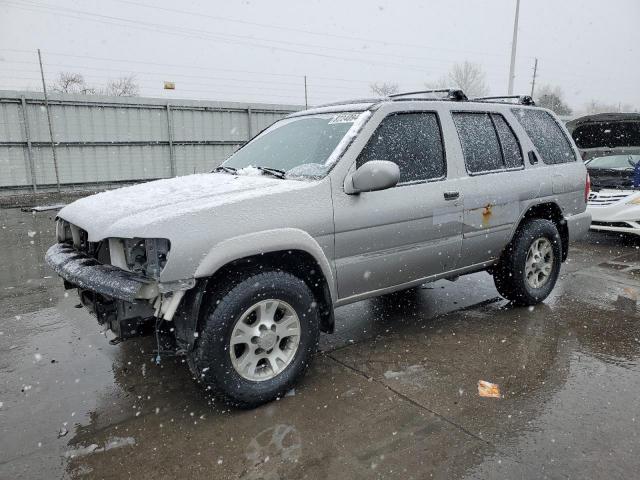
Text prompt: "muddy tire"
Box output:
[[493, 219, 562, 306], [187, 271, 319, 408]]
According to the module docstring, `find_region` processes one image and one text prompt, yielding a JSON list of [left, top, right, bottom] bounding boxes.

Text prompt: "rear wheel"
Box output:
[[493, 219, 562, 306], [188, 270, 320, 408]]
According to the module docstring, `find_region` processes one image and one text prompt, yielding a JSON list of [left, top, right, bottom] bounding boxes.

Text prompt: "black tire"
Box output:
[[187, 271, 320, 408], [493, 219, 562, 306]]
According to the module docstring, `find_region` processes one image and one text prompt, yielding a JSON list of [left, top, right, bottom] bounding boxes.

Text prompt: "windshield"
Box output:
[[587, 154, 640, 170], [221, 112, 365, 178]]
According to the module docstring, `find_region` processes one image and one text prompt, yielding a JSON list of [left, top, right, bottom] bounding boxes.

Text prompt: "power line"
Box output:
[[4, 0, 614, 87], [10, 63, 369, 89], [0, 73, 360, 103], [0, 49, 378, 84], [4, 1, 474, 74], [0, 73, 366, 98], [0, 53, 509, 87], [111, 0, 517, 60], [1, 51, 634, 93], [3, 1, 634, 101], [20, 0, 616, 75], [0, 67, 371, 95]]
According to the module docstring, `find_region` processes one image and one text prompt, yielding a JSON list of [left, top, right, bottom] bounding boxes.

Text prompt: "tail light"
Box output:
[[585, 172, 591, 202]]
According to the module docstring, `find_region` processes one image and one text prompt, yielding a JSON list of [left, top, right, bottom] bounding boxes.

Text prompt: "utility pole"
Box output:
[[507, 0, 521, 95], [304, 75, 308, 109], [530, 57, 538, 98], [37, 49, 61, 193]]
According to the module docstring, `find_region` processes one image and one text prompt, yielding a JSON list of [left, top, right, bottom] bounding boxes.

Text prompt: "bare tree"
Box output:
[[50, 72, 95, 94], [448, 62, 489, 97], [369, 82, 400, 97], [426, 61, 489, 97], [104, 75, 140, 97], [583, 99, 637, 114], [48, 72, 140, 97], [535, 85, 572, 115]]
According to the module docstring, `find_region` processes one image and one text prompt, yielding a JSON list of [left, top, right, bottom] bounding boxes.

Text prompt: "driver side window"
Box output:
[[356, 112, 446, 184]]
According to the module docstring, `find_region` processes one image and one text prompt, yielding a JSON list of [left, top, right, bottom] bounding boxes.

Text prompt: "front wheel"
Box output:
[[188, 271, 320, 408], [493, 219, 562, 306]]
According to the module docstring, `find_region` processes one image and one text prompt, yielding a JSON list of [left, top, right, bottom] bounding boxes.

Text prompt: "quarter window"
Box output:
[[512, 108, 576, 164], [492, 114, 524, 168], [357, 112, 445, 183]]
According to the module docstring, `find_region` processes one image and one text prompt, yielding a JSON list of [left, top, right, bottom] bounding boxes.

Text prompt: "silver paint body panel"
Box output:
[[55, 100, 590, 306]]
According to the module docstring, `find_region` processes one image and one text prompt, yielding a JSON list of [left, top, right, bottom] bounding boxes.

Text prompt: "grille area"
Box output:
[[588, 191, 632, 206]]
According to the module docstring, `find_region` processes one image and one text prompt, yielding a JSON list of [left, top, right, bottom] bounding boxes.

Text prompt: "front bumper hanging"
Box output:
[[45, 243, 156, 302]]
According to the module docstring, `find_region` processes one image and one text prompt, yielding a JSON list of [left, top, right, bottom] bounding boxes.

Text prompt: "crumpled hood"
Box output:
[[59, 173, 309, 241]]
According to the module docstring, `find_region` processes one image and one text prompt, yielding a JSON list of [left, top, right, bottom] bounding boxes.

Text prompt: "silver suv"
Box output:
[[46, 90, 591, 407]]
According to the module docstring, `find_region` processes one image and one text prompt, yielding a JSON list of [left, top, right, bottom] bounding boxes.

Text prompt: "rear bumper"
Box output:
[[566, 211, 591, 242], [45, 243, 156, 302]]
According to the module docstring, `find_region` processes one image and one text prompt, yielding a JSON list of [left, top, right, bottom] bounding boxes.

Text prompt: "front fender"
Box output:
[[194, 228, 337, 302]]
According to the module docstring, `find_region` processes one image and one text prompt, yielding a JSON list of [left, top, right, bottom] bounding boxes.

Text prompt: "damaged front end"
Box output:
[[77, 288, 156, 340], [46, 220, 193, 343]]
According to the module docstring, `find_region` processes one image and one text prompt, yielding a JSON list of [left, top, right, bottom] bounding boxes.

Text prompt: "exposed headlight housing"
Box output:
[[56, 219, 72, 242], [122, 238, 171, 279]]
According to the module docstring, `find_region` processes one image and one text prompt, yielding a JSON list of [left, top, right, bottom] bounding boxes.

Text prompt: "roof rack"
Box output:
[[388, 89, 468, 102], [472, 95, 535, 106]]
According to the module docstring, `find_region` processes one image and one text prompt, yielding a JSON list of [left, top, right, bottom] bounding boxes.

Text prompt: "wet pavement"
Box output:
[[1, 206, 639, 479]]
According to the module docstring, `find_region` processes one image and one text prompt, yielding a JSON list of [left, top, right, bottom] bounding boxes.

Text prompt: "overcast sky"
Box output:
[[1, 0, 638, 111]]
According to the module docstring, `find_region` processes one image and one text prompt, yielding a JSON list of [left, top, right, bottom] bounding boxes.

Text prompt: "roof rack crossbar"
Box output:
[[388, 89, 468, 101], [472, 95, 535, 106]]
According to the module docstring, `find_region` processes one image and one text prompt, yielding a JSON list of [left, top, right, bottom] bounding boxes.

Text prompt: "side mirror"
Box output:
[[344, 160, 400, 194]]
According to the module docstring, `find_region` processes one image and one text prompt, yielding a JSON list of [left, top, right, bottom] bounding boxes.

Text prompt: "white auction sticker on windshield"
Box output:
[[328, 112, 360, 124]]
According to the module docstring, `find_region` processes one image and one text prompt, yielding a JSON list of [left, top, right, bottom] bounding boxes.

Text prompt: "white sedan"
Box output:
[[587, 154, 640, 235]]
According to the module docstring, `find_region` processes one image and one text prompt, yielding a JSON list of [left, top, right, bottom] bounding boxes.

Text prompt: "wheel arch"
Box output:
[[510, 201, 568, 261], [174, 230, 336, 350], [194, 228, 336, 299]]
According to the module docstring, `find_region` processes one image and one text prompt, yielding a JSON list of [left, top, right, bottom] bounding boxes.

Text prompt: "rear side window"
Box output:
[[492, 114, 524, 168], [453, 112, 524, 173], [512, 108, 576, 164], [357, 112, 445, 183]]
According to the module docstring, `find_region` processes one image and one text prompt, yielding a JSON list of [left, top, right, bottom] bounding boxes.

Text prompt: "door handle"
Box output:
[[444, 191, 459, 201]]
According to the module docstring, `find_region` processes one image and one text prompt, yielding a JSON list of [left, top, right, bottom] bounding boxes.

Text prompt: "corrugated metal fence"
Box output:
[[0, 90, 300, 193]]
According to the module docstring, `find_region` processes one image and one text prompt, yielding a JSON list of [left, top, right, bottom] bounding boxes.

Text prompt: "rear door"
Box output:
[[451, 111, 531, 267], [332, 110, 463, 300]]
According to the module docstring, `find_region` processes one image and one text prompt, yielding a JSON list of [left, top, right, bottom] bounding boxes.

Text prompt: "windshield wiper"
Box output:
[[255, 166, 287, 179], [213, 165, 237, 174]]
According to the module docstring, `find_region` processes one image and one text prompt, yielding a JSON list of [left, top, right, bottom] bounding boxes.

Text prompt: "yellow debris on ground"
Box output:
[[478, 380, 501, 398]]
